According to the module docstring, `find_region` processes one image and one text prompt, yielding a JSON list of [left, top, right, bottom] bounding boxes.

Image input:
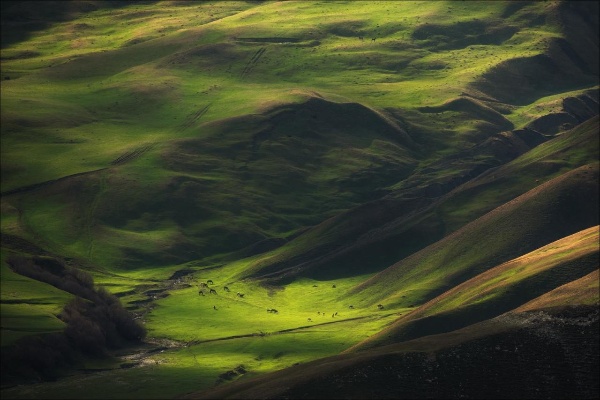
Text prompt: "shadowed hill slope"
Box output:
[[0, 1, 161, 48], [0, 95, 419, 270], [238, 116, 598, 284], [470, 2, 599, 105], [348, 163, 598, 308], [348, 225, 599, 351], [515, 269, 599, 311]]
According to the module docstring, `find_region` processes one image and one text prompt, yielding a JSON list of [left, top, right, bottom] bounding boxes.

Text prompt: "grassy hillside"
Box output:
[[186, 302, 599, 400], [344, 162, 598, 308], [348, 225, 599, 351], [232, 114, 599, 284], [0, 1, 598, 398]]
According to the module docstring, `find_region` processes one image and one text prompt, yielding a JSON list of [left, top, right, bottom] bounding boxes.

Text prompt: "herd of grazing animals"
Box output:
[[196, 279, 386, 317]]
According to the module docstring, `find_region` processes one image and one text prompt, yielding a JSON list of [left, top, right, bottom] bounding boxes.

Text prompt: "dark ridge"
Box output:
[[418, 97, 514, 131], [563, 96, 599, 123], [244, 121, 555, 283], [500, 1, 531, 19], [525, 89, 599, 135], [412, 20, 518, 51], [373, 251, 599, 345], [471, 2, 599, 105], [471, 53, 589, 105], [0, 50, 40, 60], [554, 1, 599, 74], [526, 112, 579, 135], [325, 20, 368, 38], [511, 128, 549, 148]]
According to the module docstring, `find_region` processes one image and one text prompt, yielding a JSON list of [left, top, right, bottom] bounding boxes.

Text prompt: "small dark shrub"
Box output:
[[64, 312, 106, 355], [3, 255, 147, 385], [1, 332, 74, 383]]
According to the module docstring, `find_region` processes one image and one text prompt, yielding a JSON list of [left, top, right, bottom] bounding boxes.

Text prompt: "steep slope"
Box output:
[[515, 269, 599, 311], [238, 116, 598, 283], [470, 1, 599, 106], [349, 225, 599, 351], [348, 163, 598, 308]]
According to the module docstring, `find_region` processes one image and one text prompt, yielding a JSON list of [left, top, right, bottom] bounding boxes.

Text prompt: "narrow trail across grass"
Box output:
[[187, 315, 372, 346]]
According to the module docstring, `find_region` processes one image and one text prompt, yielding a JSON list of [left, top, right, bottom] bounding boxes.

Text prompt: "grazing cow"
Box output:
[[237, 292, 245, 298], [377, 304, 384, 310], [267, 308, 279, 314], [332, 284, 336, 288], [213, 305, 217, 310], [223, 286, 230, 292], [199, 282, 208, 288], [209, 288, 217, 295], [332, 313, 335, 318], [308, 318, 312, 322], [349, 305, 354, 309], [317, 311, 321, 315], [207, 279, 214, 285], [198, 290, 205, 296], [358, 36, 364, 41], [334, 312, 338, 316], [371, 38, 376, 42], [312, 285, 318, 287]]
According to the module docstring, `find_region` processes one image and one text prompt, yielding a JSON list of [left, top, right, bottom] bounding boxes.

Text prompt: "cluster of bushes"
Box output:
[[2, 255, 146, 384], [8, 255, 95, 300]]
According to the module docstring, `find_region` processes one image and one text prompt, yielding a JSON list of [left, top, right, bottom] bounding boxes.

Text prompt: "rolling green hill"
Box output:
[[1, 1, 598, 399]]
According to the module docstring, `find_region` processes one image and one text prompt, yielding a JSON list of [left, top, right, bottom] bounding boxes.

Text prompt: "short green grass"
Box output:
[[0, 252, 71, 347], [1, 0, 597, 398], [2, 264, 401, 399], [0, 0, 574, 192]]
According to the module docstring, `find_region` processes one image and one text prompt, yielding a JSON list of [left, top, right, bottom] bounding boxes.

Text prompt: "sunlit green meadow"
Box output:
[[2, 258, 405, 399]]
